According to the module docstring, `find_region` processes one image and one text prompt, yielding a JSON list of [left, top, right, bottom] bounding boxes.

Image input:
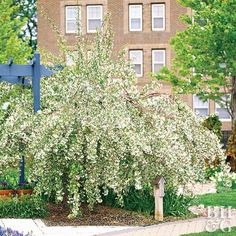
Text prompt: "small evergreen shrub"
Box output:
[[202, 115, 224, 178], [0, 195, 47, 218], [203, 114, 222, 140]]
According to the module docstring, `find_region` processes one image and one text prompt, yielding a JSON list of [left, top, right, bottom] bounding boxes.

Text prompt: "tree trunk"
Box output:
[[62, 171, 69, 209], [231, 76, 236, 130]]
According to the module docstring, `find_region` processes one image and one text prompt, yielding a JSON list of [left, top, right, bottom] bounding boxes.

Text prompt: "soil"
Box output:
[[43, 204, 194, 227]]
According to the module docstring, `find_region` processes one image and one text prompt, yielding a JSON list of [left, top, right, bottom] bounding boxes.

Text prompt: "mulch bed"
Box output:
[[43, 203, 193, 227]]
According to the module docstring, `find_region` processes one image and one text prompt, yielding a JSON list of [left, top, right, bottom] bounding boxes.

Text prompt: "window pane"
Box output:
[[66, 6, 80, 33], [130, 5, 142, 18], [193, 95, 209, 117], [216, 108, 231, 120], [87, 6, 102, 32], [130, 51, 142, 64], [215, 96, 231, 120], [88, 6, 101, 19], [194, 108, 208, 117], [133, 64, 141, 75], [67, 20, 77, 32], [88, 19, 102, 31], [67, 7, 79, 19], [153, 51, 164, 62], [153, 18, 164, 29], [129, 5, 142, 31], [131, 19, 141, 30], [193, 96, 208, 108], [130, 50, 142, 76], [153, 64, 164, 73], [153, 5, 164, 17]]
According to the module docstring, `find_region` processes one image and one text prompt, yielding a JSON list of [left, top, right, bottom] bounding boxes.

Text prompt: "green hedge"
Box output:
[[0, 195, 47, 218]]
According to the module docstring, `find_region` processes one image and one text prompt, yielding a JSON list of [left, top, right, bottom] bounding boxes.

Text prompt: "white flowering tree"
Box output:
[[0, 21, 229, 217]]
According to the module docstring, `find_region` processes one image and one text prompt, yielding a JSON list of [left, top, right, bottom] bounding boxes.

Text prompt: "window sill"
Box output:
[[219, 119, 231, 122], [152, 28, 165, 32], [129, 29, 143, 32]]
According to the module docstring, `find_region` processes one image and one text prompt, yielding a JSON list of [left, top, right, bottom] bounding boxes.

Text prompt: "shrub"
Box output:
[[204, 166, 222, 179], [210, 172, 236, 193], [0, 195, 47, 218], [163, 187, 193, 217], [103, 185, 193, 217], [0, 181, 13, 190], [103, 185, 154, 215], [0, 18, 228, 218], [202, 114, 223, 140], [226, 125, 236, 172], [202, 115, 223, 178]]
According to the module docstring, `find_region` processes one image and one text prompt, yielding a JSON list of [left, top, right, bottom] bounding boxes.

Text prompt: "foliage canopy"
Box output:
[[0, 0, 32, 63], [156, 0, 236, 123]]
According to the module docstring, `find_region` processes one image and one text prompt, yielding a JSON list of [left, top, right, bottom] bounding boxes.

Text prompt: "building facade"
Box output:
[[38, 0, 231, 131]]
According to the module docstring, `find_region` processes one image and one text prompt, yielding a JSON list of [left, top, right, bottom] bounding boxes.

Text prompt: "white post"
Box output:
[[152, 176, 165, 221]]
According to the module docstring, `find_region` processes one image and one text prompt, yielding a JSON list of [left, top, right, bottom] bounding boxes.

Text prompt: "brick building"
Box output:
[[38, 0, 231, 132]]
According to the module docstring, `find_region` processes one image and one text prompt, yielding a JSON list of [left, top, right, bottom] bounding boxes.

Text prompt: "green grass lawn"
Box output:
[[194, 190, 236, 208], [182, 227, 236, 235], [183, 190, 236, 235]]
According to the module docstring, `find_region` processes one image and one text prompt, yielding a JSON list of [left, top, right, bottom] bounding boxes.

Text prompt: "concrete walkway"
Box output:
[[1, 210, 236, 236], [99, 215, 236, 236], [0, 219, 133, 236]]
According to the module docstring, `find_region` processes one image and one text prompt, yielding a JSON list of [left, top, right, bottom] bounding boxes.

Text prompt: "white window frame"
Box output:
[[66, 6, 81, 34], [152, 49, 166, 74], [66, 51, 77, 66], [129, 5, 143, 32], [152, 4, 165, 31], [129, 50, 143, 77], [192, 95, 209, 118], [87, 5, 103, 33], [215, 96, 231, 121]]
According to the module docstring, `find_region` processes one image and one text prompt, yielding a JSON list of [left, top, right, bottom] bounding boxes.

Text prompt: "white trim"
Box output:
[[129, 50, 143, 77], [218, 118, 231, 122], [152, 49, 166, 74], [152, 4, 165, 31], [65, 6, 81, 34], [129, 5, 142, 32], [87, 5, 103, 33]]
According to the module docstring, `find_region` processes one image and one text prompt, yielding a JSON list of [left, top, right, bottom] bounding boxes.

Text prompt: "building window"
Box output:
[[66, 6, 81, 33], [129, 50, 143, 77], [152, 4, 165, 31], [215, 97, 231, 120], [129, 5, 142, 31], [66, 51, 77, 66], [193, 95, 209, 117], [152, 50, 165, 74], [87, 5, 103, 33]]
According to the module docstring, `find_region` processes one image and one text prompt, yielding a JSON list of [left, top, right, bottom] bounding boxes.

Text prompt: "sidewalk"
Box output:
[[99, 215, 236, 236], [0, 219, 134, 236], [1, 210, 236, 236]]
